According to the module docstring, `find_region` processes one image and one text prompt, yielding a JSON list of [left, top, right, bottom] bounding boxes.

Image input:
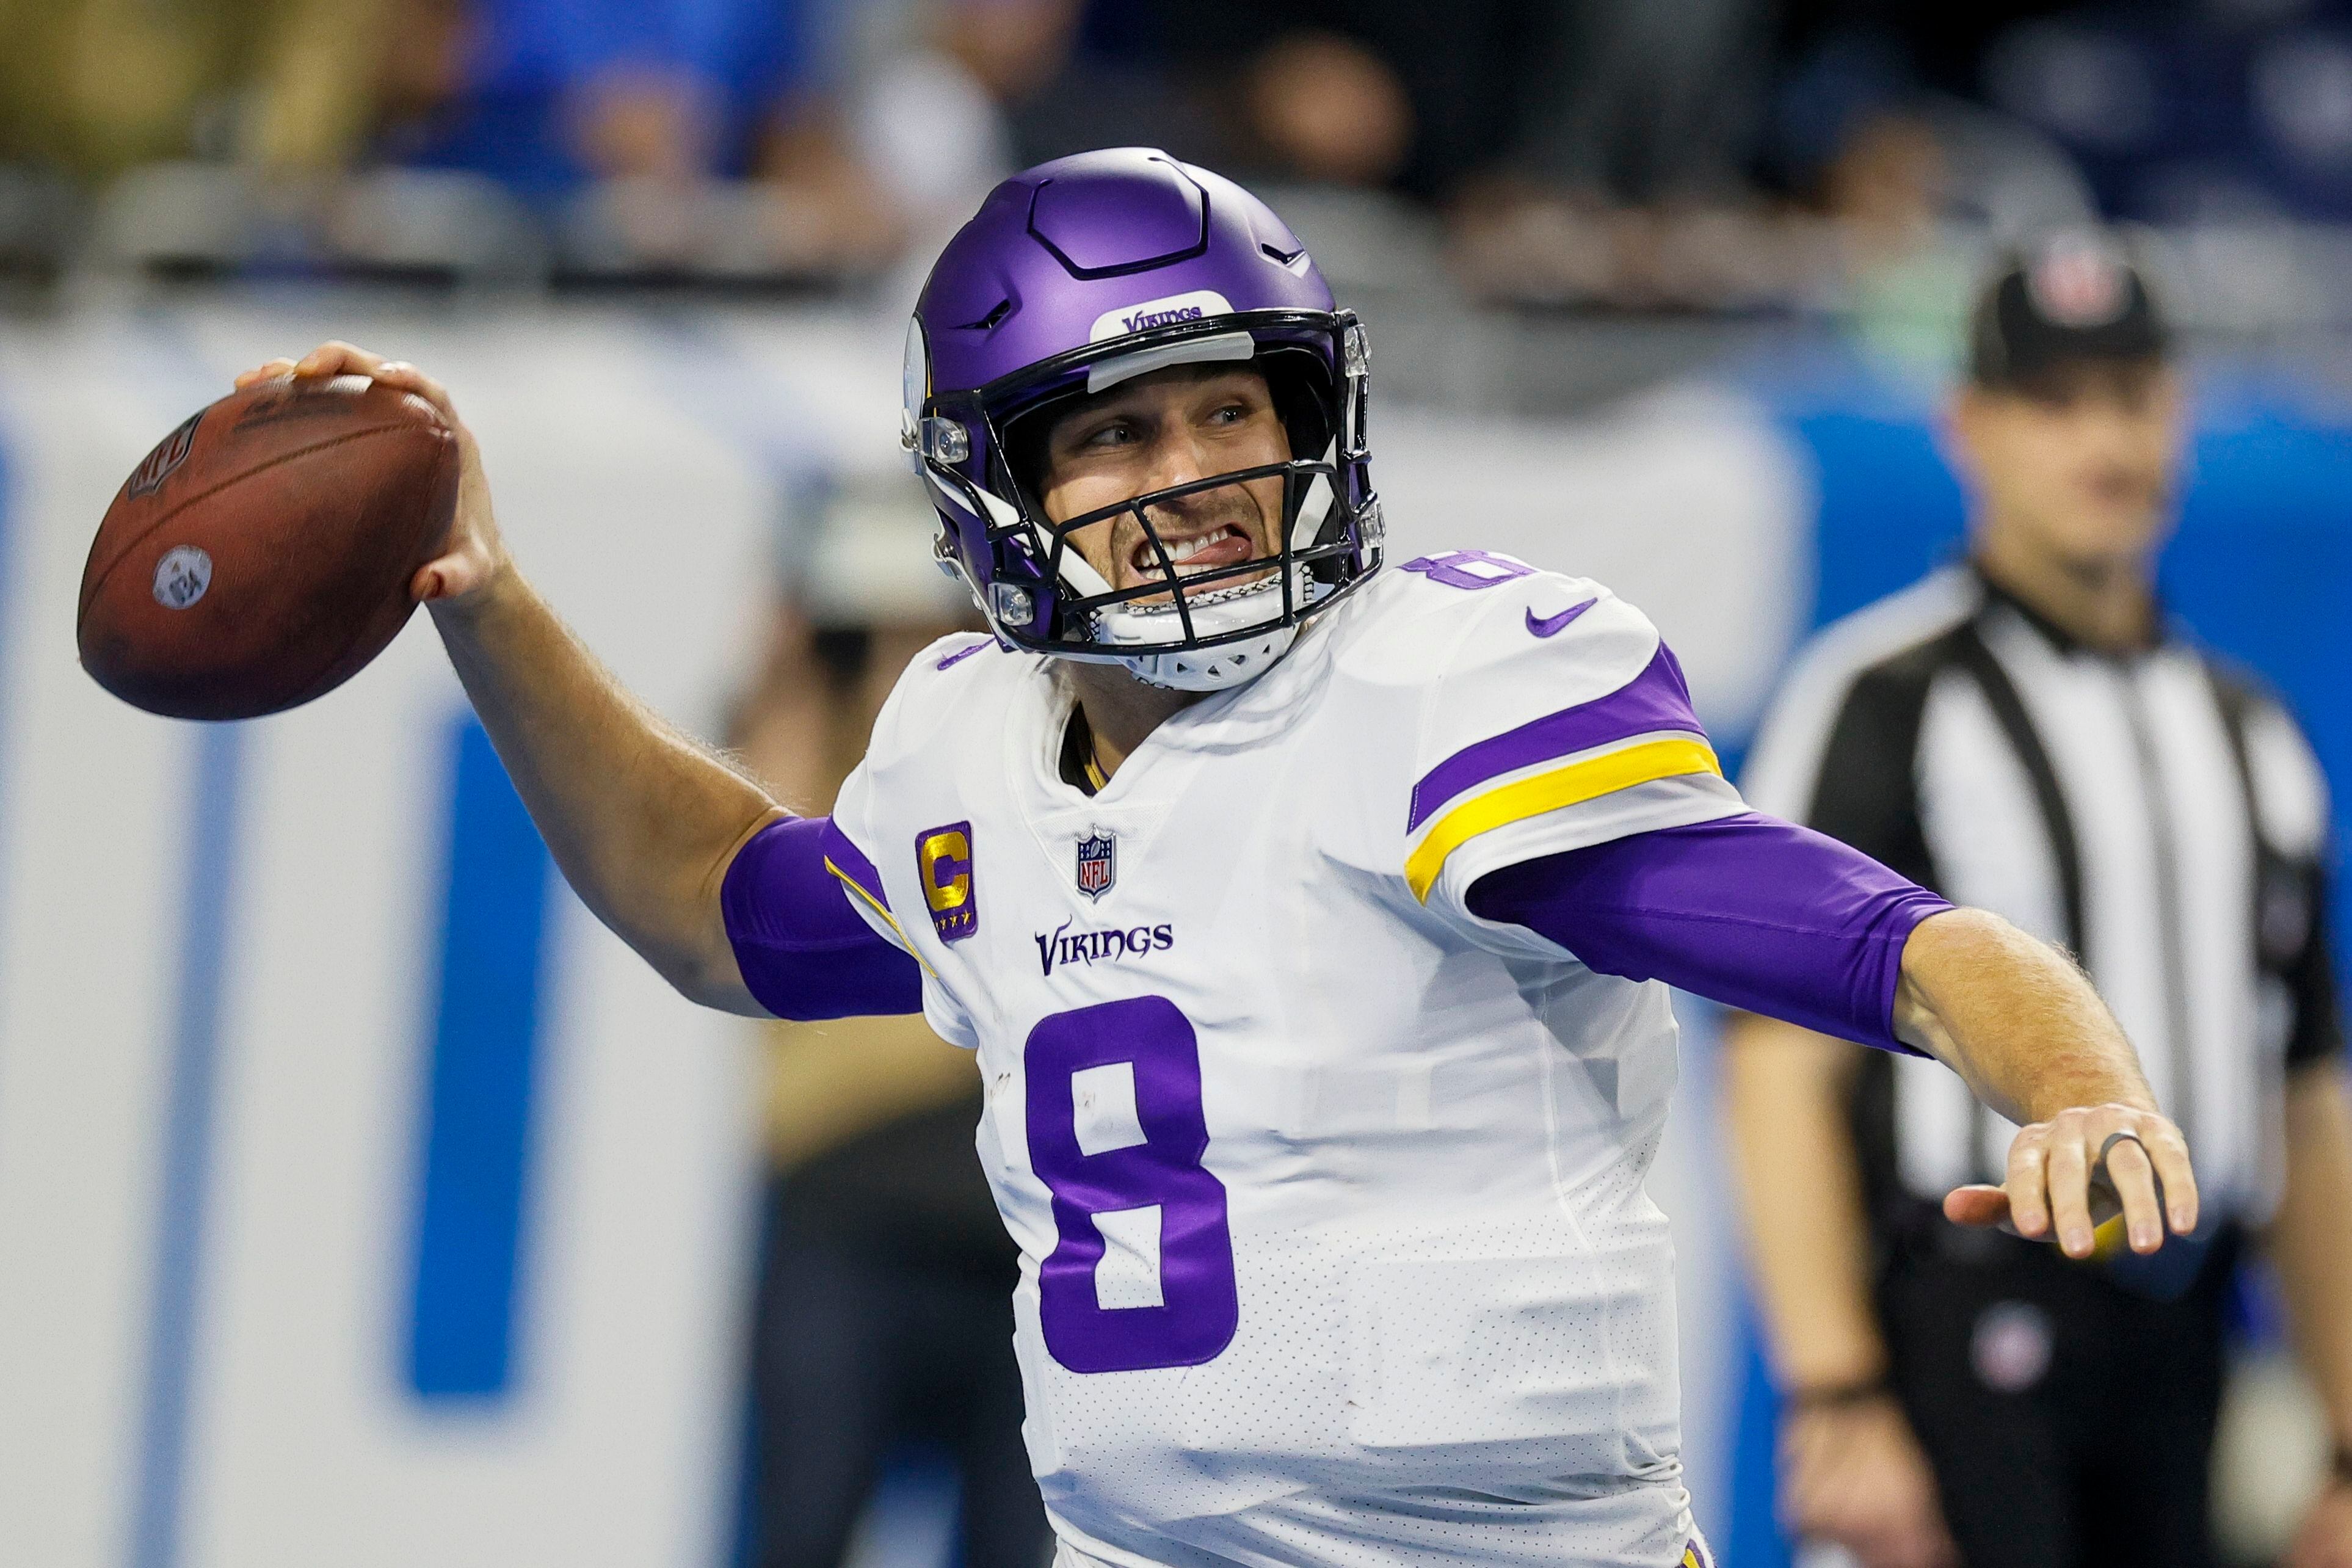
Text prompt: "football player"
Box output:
[[239, 149, 2199, 1568]]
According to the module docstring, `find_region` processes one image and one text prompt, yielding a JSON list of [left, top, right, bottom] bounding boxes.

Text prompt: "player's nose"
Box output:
[[1139, 424, 1214, 494]]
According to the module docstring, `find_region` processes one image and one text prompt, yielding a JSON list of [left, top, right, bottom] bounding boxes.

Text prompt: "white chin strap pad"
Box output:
[[1121, 623, 1301, 691], [1102, 569, 1323, 689]]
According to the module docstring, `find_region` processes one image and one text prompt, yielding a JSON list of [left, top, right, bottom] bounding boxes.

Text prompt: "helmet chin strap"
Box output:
[[1290, 441, 1337, 548]]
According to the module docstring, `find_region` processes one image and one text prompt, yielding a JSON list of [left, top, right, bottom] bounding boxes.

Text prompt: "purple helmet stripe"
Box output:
[[1407, 645, 1711, 831]]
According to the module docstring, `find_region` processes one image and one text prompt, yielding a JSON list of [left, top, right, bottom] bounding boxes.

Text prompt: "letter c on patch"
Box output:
[[914, 822, 979, 942]]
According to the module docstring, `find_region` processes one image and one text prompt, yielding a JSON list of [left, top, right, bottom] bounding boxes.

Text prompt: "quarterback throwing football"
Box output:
[[241, 151, 2198, 1567]]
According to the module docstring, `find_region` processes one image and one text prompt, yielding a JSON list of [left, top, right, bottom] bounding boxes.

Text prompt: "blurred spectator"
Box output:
[[1768, 0, 2352, 226], [1243, 30, 1415, 187], [729, 486, 1045, 1568], [350, 0, 920, 272], [1757, 19, 2099, 368], [16, 0, 2352, 314], [1419, 0, 1780, 307], [962, 1, 1416, 192], [932, 0, 1089, 109], [1765, 19, 2096, 232], [2246, 19, 2352, 219], [0, 0, 377, 181], [1506, 0, 1774, 203], [828, 1, 1037, 260], [994, 1, 1765, 205], [366, 0, 744, 199]]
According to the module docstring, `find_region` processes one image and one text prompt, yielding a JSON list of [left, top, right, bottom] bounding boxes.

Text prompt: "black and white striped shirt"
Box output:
[[1744, 563, 2341, 1230]]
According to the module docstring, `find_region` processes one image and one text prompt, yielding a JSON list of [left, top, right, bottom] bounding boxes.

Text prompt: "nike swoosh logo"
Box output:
[[1526, 598, 1598, 638]]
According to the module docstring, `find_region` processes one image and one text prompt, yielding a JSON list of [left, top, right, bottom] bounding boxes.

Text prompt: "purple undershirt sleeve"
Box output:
[[1464, 813, 1954, 1056], [720, 816, 924, 1021]]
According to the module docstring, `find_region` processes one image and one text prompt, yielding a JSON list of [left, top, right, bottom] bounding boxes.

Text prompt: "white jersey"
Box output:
[[821, 553, 1746, 1567]]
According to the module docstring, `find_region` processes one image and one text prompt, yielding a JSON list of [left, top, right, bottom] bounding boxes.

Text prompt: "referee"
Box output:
[[1726, 236, 2352, 1568]]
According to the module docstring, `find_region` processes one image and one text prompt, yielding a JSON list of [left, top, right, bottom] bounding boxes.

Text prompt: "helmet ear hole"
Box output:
[[1257, 346, 1332, 465], [999, 401, 1058, 515]]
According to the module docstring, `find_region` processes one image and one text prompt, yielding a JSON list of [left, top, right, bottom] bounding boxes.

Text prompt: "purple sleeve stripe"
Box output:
[[1409, 644, 1708, 831], [817, 818, 890, 912], [1464, 813, 1954, 1057], [721, 817, 923, 1020]]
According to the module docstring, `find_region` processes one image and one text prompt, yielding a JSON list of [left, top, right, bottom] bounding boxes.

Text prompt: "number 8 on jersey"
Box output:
[[1026, 996, 1239, 1373]]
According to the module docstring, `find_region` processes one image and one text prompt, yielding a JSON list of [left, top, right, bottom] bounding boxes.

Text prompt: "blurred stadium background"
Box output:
[[1, 1, 2348, 1565]]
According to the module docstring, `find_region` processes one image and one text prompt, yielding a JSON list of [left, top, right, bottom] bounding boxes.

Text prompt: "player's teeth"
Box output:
[[1168, 529, 1231, 564], [1138, 526, 1242, 577]]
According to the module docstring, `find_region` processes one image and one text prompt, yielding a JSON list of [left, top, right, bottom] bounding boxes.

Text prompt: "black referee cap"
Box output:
[[1968, 234, 2171, 390]]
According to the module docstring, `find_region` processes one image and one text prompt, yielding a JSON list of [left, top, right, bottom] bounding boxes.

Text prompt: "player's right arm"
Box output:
[[236, 343, 918, 1019], [431, 560, 785, 1015]]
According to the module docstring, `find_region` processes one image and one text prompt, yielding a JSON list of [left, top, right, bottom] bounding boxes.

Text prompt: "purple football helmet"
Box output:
[[904, 148, 1381, 689]]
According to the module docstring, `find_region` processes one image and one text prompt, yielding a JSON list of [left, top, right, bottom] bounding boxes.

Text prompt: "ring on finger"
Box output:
[[2096, 1130, 2147, 1168]]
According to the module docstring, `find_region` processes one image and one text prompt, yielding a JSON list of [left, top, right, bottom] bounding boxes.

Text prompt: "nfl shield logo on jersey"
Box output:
[[1074, 829, 1116, 901]]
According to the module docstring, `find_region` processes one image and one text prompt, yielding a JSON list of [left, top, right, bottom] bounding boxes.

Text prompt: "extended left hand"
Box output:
[[2287, 1479, 2352, 1568], [1942, 1103, 2199, 1259]]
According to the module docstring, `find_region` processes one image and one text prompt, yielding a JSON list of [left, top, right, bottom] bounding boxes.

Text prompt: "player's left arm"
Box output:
[[1469, 821, 2196, 1258], [1403, 569, 2193, 1254]]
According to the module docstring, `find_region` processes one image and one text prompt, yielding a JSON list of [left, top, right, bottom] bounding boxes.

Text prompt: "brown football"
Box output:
[[78, 374, 459, 720]]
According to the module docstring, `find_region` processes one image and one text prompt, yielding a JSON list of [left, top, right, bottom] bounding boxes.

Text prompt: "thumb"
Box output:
[[412, 547, 492, 604], [1943, 1183, 2013, 1230]]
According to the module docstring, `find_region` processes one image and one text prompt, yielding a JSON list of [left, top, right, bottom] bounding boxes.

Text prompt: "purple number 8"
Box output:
[[1025, 996, 1238, 1374], [1401, 550, 1535, 590]]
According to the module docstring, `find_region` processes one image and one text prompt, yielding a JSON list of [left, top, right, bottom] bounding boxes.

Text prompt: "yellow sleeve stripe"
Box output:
[[823, 857, 937, 980], [1404, 736, 1722, 902]]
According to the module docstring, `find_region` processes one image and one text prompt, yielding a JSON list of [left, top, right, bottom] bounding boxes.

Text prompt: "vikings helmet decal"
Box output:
[[906, 148, 1381, 691]]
